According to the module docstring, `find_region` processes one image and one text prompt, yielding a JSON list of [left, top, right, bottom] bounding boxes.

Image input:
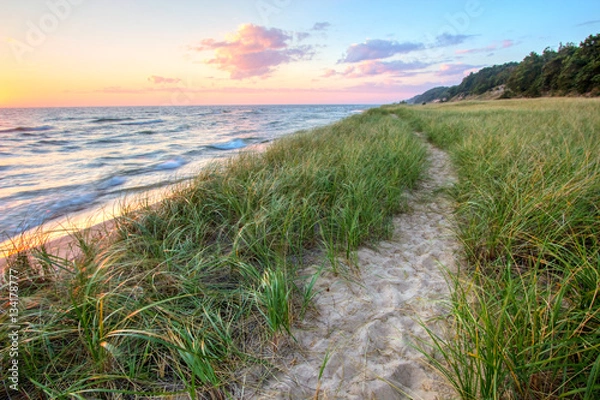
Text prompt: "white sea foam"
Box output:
[[209, 138, 247, 150], [155, 157, 187, 170]]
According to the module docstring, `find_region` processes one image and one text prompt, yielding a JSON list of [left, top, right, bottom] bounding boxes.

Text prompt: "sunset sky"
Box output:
[[1, 0, 598, 107]]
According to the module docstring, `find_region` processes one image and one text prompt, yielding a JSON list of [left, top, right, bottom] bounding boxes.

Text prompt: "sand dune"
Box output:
[[1, 134, 460, 399]]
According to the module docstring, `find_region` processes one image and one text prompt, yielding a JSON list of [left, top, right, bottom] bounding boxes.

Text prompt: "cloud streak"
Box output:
[[312, 22, 331, 31], [435, 33, 476, 47], [326, 60, 431, 78], [339, 33, 477, 64], [576, 19, 600, 27], [340, 39, 425, 63], [148, 75, 181, 84], [436, 63, 481, 77], [456, 39, 516, 54], [193, 24, 313, 79]]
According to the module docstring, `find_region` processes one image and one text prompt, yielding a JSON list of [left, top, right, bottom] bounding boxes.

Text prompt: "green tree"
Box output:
[[541, 43, 577, 94], [507, 52, 544, 97], [574, 34, 600, 93]]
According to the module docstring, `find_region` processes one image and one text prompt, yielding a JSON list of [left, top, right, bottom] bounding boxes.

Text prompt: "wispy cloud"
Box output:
[[312, 22, 331, 31], [327, 59, 431, 78], [97, 86, 148, 94], [340, 39, 425, 63], [93, 83, 414, 97], [296, 32, 311, 41], [148, 75, 181, 84], [436, 63, 481, 77], [456, 39, 516, 54], [435, 33, 476, 47], [576, 19, 600, 26], [322, 69, 338, 78], [192, 24, 313, 79], [339, 33, 477, 64], [346, 81, 433, 94]]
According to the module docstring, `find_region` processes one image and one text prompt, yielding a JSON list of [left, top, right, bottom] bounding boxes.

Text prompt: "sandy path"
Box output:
[[256, 135, 459, 399]]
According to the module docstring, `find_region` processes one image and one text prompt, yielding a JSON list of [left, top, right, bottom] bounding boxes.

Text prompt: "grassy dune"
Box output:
[[0, 110, 427, 398], [388, 98, 600, 399], [4, 99, 598, 399]]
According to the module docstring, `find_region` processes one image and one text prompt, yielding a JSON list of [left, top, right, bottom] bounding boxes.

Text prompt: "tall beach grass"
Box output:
[[0, 109, 427, 398], [389, 98, 600, 399]]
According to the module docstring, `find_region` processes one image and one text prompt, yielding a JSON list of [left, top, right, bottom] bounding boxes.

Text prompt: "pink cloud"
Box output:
[[354, 60, 429, 77], [193, 24, 313, 79], [324, 60, 430, 78], [148, 75, 182, 85], [436, 63, 481, 77], [501, 39, 515, 48], [322, 69, 338, 78]]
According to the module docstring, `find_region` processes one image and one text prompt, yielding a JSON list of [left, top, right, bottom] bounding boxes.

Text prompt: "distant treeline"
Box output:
[[408, 33, 600, 103]]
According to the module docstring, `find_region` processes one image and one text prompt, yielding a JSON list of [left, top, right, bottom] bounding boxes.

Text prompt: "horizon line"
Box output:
[[0, 102, 386, 110]]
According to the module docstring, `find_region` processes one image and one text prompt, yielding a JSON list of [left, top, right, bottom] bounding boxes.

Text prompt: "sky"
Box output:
[[0, 0, 599, 107]]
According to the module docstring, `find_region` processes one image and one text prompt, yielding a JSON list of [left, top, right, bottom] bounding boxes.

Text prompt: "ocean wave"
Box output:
[[8, 184, 86, 201], [0, 191, 99, 237], [155, 157, 187, 170], [224, 129, 256, 137], [30, 148, 52, 154], [60, 145, 82, 152], [120, 119, 165, 126], [169, 124, 191, 132], [98, 155, 127, 162], [91, 117, 134, 123], [89, 137, 124, 145], [98, 176, 127, 190], [183, 148, 207, 158], [84, 160, 106, 169], [46, 116, 86, 121], [137, 130, 157, 135], [208, 138, 247, 150], [38, 139, 71, 146], [0, 125, 55, 133], [53, 192, 98, 209], [43, 193, 99, 221]]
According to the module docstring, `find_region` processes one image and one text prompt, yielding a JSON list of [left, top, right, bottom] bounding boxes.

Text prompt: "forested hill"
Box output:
[[408, 33, 599, 104]]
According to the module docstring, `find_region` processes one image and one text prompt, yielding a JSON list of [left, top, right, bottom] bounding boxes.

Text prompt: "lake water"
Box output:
[[0, 105, 371, 239]]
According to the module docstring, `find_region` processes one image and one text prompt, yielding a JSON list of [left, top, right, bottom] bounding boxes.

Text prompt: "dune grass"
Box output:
[[0, 109, 427, 398], [388, 98, 600, 399]]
